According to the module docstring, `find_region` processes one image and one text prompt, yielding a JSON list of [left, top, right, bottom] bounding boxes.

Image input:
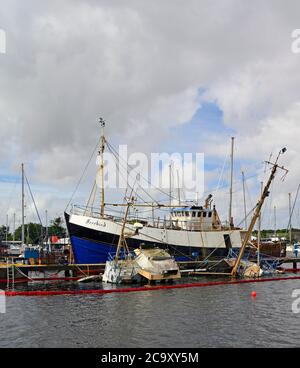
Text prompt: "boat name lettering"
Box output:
[[86, 219, 106, 228]]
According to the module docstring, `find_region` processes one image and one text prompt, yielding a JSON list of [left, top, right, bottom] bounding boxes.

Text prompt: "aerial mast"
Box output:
[[99, 118, 106, 218]]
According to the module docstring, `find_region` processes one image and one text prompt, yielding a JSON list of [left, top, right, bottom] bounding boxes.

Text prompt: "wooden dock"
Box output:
[[1, 257, 300, 283], [277, 257, 300, 270], [0, 262, 105, 282]]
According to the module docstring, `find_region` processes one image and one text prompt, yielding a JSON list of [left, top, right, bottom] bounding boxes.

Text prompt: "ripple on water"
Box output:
[[0, 279, 299, 347]]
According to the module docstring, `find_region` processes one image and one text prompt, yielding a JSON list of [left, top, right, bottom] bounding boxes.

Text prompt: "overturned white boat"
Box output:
[[225, 258, 263, 278], [102, 258, 140, 284], [102, 193, 181, 284], [134, 245, 181, 282]]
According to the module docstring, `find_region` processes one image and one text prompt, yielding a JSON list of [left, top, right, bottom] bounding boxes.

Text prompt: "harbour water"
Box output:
[[0, 277, 299, 348]]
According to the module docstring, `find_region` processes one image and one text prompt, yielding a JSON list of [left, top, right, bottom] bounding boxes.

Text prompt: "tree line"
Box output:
[[0, 217, 67, 244], [252, 228, 300, 239]]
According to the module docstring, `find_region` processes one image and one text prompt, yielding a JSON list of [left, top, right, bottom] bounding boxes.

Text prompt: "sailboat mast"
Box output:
[[177, 169, 181, 205], [99, 118, 106, 218], [5, 214, 8, 244], [21, 163, 25, 245], [13, 213, 15, 242], [169, 163, 172, 207], [45, 209, 48, 245], [274, 205, 277, 237], [242, 171, 247, 229], [289, 192, 292, 244], [228, 137, 234, 227]]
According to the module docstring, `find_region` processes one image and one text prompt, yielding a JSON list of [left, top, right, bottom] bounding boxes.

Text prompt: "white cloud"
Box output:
[[1, 0, 300, 226]]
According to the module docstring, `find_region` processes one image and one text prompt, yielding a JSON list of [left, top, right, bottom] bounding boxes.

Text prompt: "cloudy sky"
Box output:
[[0, 0, 300, 230]]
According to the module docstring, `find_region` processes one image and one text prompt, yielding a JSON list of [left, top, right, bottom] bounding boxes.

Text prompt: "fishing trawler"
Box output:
[[65, 204, 247, 264], [65, 119, 247, 264]]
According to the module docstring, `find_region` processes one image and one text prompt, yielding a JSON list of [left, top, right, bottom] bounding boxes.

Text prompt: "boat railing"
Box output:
[[72, 205, 102, 218], [107, 251, 135, 261], [72, 204, 157, 226], [71, 205, 235, 232]]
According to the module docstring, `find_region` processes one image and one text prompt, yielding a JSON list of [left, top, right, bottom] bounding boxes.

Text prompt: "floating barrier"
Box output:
[[4, 275, 300, 297]]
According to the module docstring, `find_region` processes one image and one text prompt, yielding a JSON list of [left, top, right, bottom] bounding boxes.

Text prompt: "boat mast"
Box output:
[[169, 162, 172, 207], [287, 184, 300, 243], [229, 137, 234, 228], [99, 118, 106, 218], [231, 148, 288, 276], [115, 198, 132, 261], [177, 169, 181, 205], [257, 181, 263, 266], [5, 214, 8, 244], [289, 192, 292, 244], [242, 171, 247, 229], [45, 209, 48, 247], [274, 205, 277, 237], [13, 213, 15, 242], [21, 163, 25, 245]]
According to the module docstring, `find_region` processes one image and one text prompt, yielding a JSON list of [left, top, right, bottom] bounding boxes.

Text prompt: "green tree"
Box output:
[[48, 217, 66, 238], [14, 223, 44, 244], [0, 225, 10, 241]]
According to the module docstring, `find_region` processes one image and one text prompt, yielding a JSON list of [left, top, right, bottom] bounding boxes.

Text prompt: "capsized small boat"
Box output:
[[102, 258, 141, 284], [134, 245, 181, 282], [102, 196, 142, 284], [225, 258, 262, 278]]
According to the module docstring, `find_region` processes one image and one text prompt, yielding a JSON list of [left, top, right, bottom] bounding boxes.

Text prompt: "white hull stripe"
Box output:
[[69, 214, 244, 249]]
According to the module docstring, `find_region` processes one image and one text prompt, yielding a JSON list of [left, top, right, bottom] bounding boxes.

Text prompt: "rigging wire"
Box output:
[[24, 174, 43, 228], [214, 154, 229, 196], [286, 183, 300, 236], [106, 140, 181, 204], [65, 137, 101, 212]]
